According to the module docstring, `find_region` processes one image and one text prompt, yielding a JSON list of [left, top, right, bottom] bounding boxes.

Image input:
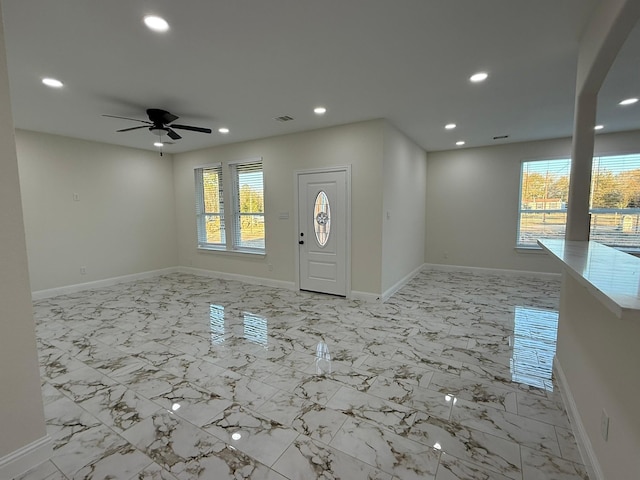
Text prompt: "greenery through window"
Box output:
[[518, 154, 640, 250], [195, 165, 225, 248], [231, 161, 265, 252]]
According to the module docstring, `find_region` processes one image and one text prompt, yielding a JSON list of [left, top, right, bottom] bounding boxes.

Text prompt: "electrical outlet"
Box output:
[[601, 409, 609, 441], [443, 251, 449, 259], [267, 264, 273, 271], [73, 193, 80, 202], [80, 266, 87, 275]]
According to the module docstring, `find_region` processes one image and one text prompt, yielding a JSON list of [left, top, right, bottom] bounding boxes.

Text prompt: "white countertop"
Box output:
[[538, 239, 640, 319]]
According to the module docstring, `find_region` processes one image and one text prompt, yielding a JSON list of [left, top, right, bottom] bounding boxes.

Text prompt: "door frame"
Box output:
[[294, 165, 352, 296]]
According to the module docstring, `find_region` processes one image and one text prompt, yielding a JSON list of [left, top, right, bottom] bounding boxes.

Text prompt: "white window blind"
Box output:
[[230, 161, 265, 251], [517, 153, 640, 250], [518, 159, 571, 246], [590, 154, 640, 248], [195, 165, 225, 248]]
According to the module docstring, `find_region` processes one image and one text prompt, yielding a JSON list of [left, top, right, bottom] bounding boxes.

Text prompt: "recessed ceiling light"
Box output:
[[218, 127, 230, 134], [456, 141, 465, 146], [445, 123, 456, 130], [42, 77, 63, 88], [314, 107, 327, 115], [154, 142, 163, 147], [619, 97, 638, 106], [143, 15, 169, 32], [594, 125, 604, 131], [470, 72, 488, 83]]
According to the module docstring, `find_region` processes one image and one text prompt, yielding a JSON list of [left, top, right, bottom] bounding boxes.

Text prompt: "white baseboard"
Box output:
[[349, 290, 381, 302], [422, 262, 561, 279], [31, 267, 179, 300], [31, 263, 552, 304], [177, 266, 296, 291], [380, 263, 425, 303], [553, 357, 603, 480], [30, 265, 310, 301], [0, 435, 52, 479], [182, 267, 385, 302]]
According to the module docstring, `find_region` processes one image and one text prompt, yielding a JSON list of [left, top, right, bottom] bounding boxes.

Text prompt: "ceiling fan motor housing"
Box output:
[[147, 108, 178, 125]]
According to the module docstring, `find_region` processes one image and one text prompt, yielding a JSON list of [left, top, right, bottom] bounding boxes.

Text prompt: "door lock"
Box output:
[[299, 240, 304, 245]]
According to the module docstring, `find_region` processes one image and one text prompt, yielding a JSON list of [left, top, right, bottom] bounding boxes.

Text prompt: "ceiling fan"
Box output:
[[103, 108, 212, 140]]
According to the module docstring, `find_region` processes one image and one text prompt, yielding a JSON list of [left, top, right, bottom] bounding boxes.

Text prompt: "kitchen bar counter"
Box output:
[[538, 238, 640, 479], [538, 239, 640, 320]]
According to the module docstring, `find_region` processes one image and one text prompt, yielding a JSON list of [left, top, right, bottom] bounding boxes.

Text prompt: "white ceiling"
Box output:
[[1, 0, 637, 154]]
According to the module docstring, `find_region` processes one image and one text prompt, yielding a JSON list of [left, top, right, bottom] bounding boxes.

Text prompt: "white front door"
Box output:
[[297, 169, 348, 296]]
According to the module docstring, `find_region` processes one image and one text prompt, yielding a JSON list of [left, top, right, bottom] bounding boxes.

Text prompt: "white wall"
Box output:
[[16, 130, 178, 292], [174, 120, 385, 296], [381, 122, 426, 293], [0, 6, 49, 474], [425, 130, 640, 273], [557, 272, 640, 478]]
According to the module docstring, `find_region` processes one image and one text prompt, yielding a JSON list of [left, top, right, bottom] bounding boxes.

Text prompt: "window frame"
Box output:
[[229, 158, 265, 254], [517, 154, 640, 252], [194, 163, 226, 250], [516, 157, 571, 249], [589, 153, 640, 251]]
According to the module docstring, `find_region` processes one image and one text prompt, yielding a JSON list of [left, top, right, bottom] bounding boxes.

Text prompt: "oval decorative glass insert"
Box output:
[[314, 191, 331, 246]]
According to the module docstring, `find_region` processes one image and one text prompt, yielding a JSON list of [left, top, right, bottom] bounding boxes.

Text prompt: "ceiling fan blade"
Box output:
[[171, 124, 212, 134], [116, 125, 150, 132], [103, 114, 152, 124], [167, 129, 182, 140], [161, 112, 179, 124]]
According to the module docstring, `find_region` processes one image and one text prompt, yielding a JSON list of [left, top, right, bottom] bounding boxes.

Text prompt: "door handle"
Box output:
[[299, 240, 304, 245]]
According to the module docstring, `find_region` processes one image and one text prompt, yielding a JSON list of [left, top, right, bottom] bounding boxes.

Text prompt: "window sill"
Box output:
[[197, 246, 266, 258], [614, 248, 640, 257], [516, 244, 640, 257], [514, 246, 545, 254]]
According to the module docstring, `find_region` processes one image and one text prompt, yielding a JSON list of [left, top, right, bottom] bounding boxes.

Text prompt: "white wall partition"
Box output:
[[425, 130, 640, 273], [381, 122, 427, 295], [14, 124, 640, 293], [16, 130, 178, 292], [0, 7, 50, 476], [174, 120, 385, 296]]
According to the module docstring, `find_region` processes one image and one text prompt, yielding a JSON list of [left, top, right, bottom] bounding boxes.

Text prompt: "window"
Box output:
[[518, 154, 640, 250], [195, 159, 266, 254], [230, 160, 265, 252], [518, 159, 571, 247], [590, 154, 640, 248], [195, 164, 225, 249], [313, 191, 331, 247]]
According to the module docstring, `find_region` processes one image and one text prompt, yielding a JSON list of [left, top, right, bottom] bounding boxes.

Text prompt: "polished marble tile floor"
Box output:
[[17, 269, 590, 479]]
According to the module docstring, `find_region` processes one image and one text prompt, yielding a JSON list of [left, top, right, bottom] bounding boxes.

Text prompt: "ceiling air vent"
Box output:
[[275, 115, 294, 122]]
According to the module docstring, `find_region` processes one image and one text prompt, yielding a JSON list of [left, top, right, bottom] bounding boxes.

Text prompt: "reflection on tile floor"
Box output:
[[17, 269, 590, 479]]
